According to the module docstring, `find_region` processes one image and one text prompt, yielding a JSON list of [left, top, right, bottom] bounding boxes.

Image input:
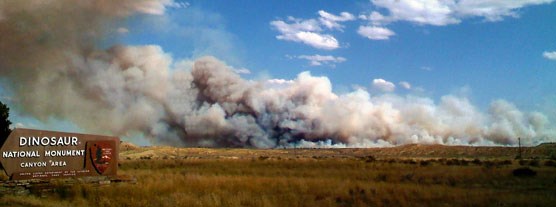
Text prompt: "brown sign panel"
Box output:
[[0, 128, 119, 180]]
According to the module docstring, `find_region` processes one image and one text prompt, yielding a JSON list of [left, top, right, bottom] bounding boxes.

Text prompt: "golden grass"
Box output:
[[1, 156, 555, 207]]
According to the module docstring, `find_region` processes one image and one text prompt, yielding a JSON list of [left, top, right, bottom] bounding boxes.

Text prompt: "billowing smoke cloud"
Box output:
[[0, 1, 554, 148]]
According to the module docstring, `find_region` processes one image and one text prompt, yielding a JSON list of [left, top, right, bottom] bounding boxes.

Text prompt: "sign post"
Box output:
[[0, 128, 119, 180]]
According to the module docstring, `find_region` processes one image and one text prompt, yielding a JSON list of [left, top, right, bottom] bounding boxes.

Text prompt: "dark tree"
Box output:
[[0, 101, 12, 146]]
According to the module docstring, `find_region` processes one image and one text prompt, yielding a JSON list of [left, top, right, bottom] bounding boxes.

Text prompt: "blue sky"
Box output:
[[120, 0, 556, 109], [3, 0, 556, 145]]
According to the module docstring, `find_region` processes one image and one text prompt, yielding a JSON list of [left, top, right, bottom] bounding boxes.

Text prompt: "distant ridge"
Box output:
[[119, 143, 556, 160], [537, 142, 556, 147]]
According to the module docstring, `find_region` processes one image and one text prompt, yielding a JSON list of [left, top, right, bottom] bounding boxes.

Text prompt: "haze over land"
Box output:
[[0, 0, 555, 148]]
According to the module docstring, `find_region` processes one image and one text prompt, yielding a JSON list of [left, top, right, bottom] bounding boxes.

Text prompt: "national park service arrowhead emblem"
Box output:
[[88, 141, 114, 175]]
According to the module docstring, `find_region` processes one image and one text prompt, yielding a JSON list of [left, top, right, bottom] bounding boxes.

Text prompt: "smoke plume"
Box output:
[[0, 1, 553, 148]]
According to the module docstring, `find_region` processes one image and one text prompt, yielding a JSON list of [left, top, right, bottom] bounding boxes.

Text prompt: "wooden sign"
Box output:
[[0, 128, 119, 180]]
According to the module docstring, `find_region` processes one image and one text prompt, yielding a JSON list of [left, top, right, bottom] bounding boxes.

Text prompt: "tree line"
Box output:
[[0, 101, 11, 146]]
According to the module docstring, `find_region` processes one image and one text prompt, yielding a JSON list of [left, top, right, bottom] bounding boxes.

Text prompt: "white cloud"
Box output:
[[117, 27, 129, 34], [318, 10, 355, 30], [358, 26, 395, 40], [399, 81, 412, 90], [359, 11, 388, 25], [371, 0, 459, 26], [454, 0, 554, 22], [421, 66, 433, 71], [372, 78, 396, 92], [271, 19, 340, 50], [543, 51, 556, 60], [368, 0, 554, 26], [357, 0, 554, 41], [232, 67, 251, 74], [294, 32, 339, 50], [271, 11, 355, 50], [167, 1, 190, 9], [296, 55, 346, 67], [267, 79, 294, 85], [271, 18, 322, 34]]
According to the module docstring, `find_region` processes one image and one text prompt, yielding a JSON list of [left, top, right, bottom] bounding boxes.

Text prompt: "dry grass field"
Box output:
[[1, 143, 556, 207]]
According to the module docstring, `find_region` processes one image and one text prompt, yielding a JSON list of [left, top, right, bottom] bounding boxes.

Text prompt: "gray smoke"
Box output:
[[0, 1, 553, 148]]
